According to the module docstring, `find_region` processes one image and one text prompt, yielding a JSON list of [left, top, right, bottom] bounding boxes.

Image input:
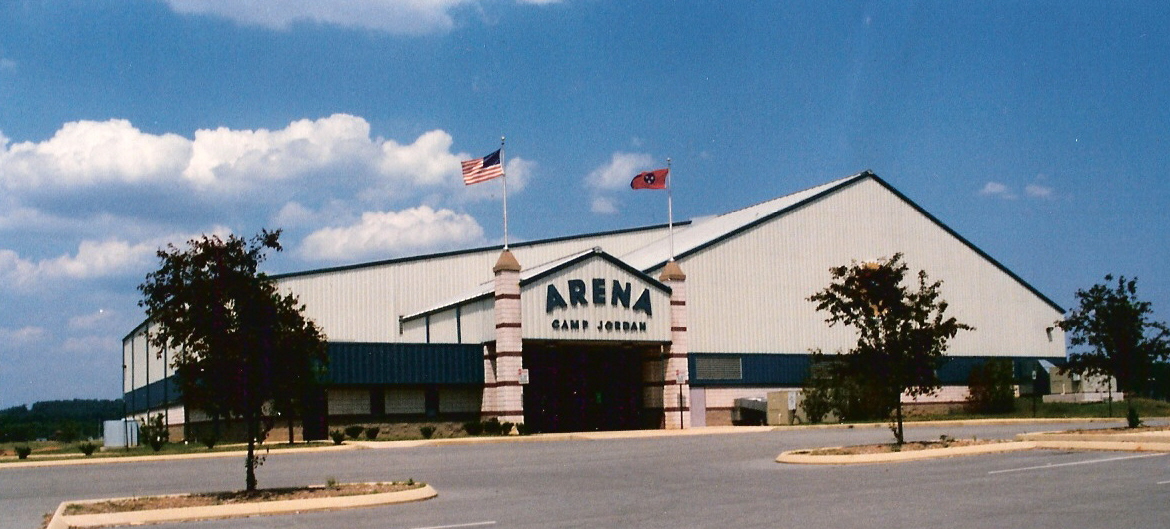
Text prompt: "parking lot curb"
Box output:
[[777, 428, 1170, 465], [776, 441, 1038, 465], [45, 484, 437, 529]]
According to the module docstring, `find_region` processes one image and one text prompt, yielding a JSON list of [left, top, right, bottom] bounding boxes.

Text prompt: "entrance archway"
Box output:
[[522, 342, 659, 433]]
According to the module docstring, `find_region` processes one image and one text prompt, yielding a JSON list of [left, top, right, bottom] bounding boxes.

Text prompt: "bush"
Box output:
[[515, 423, 531, 436], [139, 414, 170, 451], [801, 353, 839, 424], [15, 445, 31, 459], [1127, 406, 1143, 428], [966, 359, 1016, 414], [364, 427, 380, 440], [463, 420, 484, 436], [78, 441, 98, 456], [499, 421, 515, 436], [482, 417, 501, 435], [344, 425, 365, 440], [329, 430, 345, 445], [419, 425, 436, 439], [200, 434, 218, 449]]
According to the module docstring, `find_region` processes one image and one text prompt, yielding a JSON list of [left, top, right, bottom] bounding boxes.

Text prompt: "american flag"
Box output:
[[461, 149, 505, 185]]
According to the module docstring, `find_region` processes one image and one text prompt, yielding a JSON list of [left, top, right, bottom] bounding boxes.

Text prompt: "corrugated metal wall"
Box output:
[[675, 178, 1064, 358], [325, 342, 483, 385], [279, 227, 672, 343]]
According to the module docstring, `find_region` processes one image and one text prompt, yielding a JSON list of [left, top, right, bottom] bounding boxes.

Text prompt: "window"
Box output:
[[694, 356, 742, 380]]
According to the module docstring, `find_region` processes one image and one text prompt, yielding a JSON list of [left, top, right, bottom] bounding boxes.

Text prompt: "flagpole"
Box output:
[[500, 136, 509, 250], [667, 157, 674, 261]]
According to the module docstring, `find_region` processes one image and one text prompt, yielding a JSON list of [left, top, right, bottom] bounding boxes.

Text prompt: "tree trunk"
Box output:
[[245, 412, 258, 492], [894, 401, 905, 445]]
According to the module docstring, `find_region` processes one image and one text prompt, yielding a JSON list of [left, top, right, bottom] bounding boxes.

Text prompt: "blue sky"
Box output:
[[1, 1, 1168, 408]]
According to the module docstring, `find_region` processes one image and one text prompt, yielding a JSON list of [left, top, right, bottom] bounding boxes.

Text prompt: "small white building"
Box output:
[[122, 172, 1066, 437]]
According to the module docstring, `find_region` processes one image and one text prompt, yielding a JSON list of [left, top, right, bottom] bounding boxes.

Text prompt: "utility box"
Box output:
[[731, 397, 768, 425], [103, 419, 139, 448], [767, 391, 802, 425], [767, 390, 839, 425]]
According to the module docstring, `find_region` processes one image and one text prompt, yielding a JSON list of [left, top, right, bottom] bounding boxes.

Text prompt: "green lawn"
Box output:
[[911, 397, 1170, 421], [0, 438, 335, 463]]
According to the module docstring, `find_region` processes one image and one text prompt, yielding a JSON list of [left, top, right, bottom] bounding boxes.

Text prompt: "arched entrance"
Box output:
[[522, 342, 662, 433]]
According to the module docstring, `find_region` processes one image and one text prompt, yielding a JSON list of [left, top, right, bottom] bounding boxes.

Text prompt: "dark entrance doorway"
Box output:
[[523, 343, 652, 433]]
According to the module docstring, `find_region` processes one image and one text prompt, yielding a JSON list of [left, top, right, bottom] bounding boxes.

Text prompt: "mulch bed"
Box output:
[[804, 438, 1007, 456], [64, 482, 422, 515]]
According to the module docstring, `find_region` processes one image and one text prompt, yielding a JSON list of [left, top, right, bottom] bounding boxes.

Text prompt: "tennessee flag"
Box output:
[[462, 149, 505, 185], [631, 168, 669, 190]]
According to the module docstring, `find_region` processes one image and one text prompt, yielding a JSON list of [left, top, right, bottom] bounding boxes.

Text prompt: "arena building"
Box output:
[[122, 171, 1066, 438]]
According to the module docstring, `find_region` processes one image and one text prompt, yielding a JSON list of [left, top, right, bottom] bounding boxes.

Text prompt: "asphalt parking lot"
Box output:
[[5, 421, 1169, 529]]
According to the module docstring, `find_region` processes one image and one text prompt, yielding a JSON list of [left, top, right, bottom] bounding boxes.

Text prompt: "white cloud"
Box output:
[[61, 334, 114, 357], [68, 309, 114, 331], [591, 196, 618, 214], [166, 0, 471, 35], [299, 205, 485, 261], [166, 0, 561, 35], [978, 181, 1016, 200], [378, 129, 464, 186], [1025, 183, 1053, 199], [0, 239, 157, 289], [0, 119, 191, 190], [0, 58, 15, 71], [1, 115, 491, 202], [587, 152, 655, 190], [0, 326, 46, 345], [979, 180, 1055, 201], [0, 227, 234, 292], [184, 114, 379, 188]]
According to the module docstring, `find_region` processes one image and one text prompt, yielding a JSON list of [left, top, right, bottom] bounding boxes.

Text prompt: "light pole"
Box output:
[[1031, 369, 1038, 418]]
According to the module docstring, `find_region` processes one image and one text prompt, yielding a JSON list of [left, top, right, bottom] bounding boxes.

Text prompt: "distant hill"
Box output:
[[0, 399, 123, 442]]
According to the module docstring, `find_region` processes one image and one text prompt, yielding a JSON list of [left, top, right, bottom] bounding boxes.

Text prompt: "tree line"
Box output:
[[0, 399, 123, 442]]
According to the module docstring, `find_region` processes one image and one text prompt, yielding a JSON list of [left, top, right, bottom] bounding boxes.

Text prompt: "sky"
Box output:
[[1, 1, 1168, 408]]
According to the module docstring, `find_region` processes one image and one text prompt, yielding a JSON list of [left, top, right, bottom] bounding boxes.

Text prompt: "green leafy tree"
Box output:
[[808, 253, 973, 444], [965, 359, 1016, 414], [139, 413, 170, 451], [1057, 275, 1169, 427], [139, 230, 327, 491]]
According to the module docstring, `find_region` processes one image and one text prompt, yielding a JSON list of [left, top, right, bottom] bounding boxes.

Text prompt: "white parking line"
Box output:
[[412, 522, 497, 529], [988, 453, 1166, 475]]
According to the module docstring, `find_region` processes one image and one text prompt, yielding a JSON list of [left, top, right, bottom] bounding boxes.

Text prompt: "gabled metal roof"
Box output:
[[618, 172, 869, 271], [400, 169, 1064, 319], [401, 247, 672, 321]]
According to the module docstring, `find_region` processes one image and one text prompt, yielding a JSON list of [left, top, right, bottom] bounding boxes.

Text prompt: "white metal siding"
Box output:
[[678, 178, 1064, 358], [385, 388, 425, 414], [328, 388, 371, 415], [278, 227, 671, 343], [440, 387, 481, 413]]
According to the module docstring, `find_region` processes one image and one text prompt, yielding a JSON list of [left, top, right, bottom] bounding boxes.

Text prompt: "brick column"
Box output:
[[660, 260, 690, 429], [491, 250, 525, 424]]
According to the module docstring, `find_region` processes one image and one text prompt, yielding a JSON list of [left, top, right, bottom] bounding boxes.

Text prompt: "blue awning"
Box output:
[[324, 342, 483, 385]]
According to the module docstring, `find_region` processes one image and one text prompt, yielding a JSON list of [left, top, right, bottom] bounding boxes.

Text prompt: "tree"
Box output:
[[808, 253, 973, 444], [139, 230, 327, 491], [1057, 275, 1169, 427], [965, 359, 1016, 414]]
